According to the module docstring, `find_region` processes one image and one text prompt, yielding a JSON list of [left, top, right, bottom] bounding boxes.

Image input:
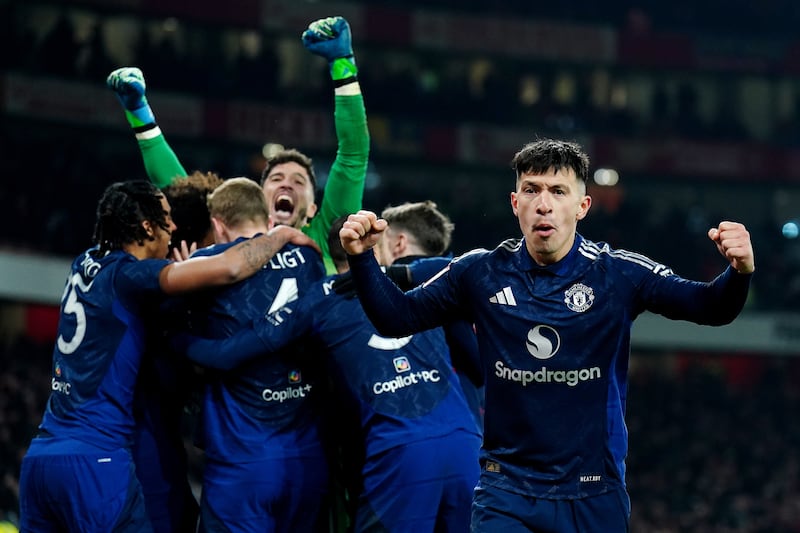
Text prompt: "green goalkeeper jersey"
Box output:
[[137, 94, 369, 275]]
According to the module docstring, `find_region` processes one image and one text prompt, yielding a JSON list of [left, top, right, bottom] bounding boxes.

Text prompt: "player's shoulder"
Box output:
[[454, 238, 521, 265], [577, 237, 673, 277], [191, 241, 228, 258]]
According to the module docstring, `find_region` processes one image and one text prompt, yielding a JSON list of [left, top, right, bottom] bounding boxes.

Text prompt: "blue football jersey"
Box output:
[[39, 248, 169, 450], [188, 238, 326, 462], [292, 276, 481, 458], [179, 274, 481, 458], [347, 234, 751, 499]]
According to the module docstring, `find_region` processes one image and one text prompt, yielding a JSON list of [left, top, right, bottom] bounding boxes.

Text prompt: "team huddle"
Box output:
[[16, 15, 755, 533]]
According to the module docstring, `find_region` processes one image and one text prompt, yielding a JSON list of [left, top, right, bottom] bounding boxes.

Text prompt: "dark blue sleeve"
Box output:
[[443, 320, 483, 387], [116, 258, 170, 306], [409, 256, 451, 286], [171, 288, 316, 370], [642, 266, 752, 325], [347, 251, 458, 337], [171, 329, 270, 370]]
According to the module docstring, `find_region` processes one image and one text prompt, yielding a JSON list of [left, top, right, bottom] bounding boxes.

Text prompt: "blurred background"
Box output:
[[0, 0, 799, 531]]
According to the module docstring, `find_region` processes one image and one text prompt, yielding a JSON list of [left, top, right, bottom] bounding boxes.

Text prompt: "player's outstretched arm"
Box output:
[[707, 221, 755, 274], [159, 225, 320, 294], [107, 67, 187, 188], [172, 297, 313, 370], [301, 16, 370, 273]]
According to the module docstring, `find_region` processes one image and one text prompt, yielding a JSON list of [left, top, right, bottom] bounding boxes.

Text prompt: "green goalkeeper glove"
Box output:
[[301, 16, 358, 85], [106, 67, 156, 129]]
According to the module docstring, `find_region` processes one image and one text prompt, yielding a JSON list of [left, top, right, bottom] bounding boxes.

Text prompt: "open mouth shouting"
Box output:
[[271, 191, 297, 225]]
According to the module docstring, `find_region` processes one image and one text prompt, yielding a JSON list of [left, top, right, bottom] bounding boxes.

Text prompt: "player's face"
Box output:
[[261, 162, 318, 229], [146, 195, 177, 259], [511, 167, 591, 266]]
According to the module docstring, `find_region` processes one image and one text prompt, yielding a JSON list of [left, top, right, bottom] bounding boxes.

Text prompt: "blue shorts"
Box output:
[[19, 438, 153, 533], [133, 416, 198, 533], [199, 454, 329, 533], [356, 431, 481, 533], [471, 481, 630, 533]]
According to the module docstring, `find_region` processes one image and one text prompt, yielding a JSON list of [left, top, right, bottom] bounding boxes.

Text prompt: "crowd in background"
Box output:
[[5, 1, 800, 144], [1, 2, 800, 311]]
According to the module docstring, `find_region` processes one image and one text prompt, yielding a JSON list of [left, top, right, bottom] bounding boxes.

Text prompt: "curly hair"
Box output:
[[163, 171, 224, 249], [92, 181, 170, 255]]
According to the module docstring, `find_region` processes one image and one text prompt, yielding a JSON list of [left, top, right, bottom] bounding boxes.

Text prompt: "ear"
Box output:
[[142, 220, 155, 237], [510, 191, 519, 216], [306, 201, 318, 220], [393, 232, 409, 260], [210, 217, 226, 243], [576, 194, 592, 221]]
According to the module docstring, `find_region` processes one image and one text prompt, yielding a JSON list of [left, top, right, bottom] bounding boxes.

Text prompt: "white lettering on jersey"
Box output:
[[495, 361, 601, 387], [268, 248, 307, 269]]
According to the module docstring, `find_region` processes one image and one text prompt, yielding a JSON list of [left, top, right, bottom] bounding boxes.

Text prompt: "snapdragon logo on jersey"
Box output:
[[494, 325, 601, 387], [372, 356, 441, 395], [261, 369, 312, 403]]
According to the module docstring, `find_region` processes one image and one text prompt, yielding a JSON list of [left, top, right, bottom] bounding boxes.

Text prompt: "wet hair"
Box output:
[[162, 171, 224, 250], [260, 148, 317, 192], [207, 177, 270, 229], [92, 180, 170, 256], [327, 216, 349, 269], [510, 139, 590, 184], [380, 201, 454, 256]]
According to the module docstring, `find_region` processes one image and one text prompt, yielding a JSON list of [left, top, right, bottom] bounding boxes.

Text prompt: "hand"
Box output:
[[302, 16, 353, 61], [107, 67, 155, 127], [171, 240, 197, 262], [339, 210, 387, 255], [301, 16, 357, 81], [107, 67, 148, 111], [708, 221, 755, 274]]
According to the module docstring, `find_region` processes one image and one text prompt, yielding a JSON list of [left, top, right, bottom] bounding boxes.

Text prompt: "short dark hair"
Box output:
[[93, 180, 170, 255], [510, 139, 590, 184], [381, 201, 454, 256], [163, 171, 224, 250], [260, 148, 317, 192]]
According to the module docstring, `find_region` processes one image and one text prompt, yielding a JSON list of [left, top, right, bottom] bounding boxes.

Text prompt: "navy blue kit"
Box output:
[[346, 234, 751, 532], [20, 249, 170, 532], [178, 268, 482, 532], [188, 238, 327, 533]]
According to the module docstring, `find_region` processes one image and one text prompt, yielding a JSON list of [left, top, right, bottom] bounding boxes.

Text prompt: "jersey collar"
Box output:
[[517, 234, 584, 277]]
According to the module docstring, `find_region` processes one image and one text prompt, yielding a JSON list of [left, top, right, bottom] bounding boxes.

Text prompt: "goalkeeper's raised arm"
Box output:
[[299, 16, 370, 274], [107, 66, 186, 188]]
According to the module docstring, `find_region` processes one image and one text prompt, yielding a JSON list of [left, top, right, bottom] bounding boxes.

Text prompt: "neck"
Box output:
[[219, 222, 269, 244]]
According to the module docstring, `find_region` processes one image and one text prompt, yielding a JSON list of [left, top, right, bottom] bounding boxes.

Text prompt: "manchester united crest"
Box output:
[[564, 283, 595, 313]]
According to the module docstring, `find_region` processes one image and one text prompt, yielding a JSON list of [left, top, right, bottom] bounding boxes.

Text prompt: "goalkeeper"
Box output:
[[107, 16, 369, 275]]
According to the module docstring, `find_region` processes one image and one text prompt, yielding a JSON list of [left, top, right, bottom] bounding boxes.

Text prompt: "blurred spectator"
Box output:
[[76, 20, 115, 81], [35, 12, 80, 78]]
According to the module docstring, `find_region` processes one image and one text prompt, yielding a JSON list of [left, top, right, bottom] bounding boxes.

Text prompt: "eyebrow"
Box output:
[[268, 171, 308, 181]]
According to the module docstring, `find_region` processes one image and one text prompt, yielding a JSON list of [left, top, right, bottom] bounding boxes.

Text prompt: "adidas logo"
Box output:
[[489, 286, 517, 306]]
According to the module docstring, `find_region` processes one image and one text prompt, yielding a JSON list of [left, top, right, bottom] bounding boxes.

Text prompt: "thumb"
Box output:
[[707, 227, 719, 242]]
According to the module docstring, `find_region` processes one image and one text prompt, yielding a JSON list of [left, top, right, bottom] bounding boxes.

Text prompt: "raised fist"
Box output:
[[106, 67, 148, 111], [301, 16, 353, 63]]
